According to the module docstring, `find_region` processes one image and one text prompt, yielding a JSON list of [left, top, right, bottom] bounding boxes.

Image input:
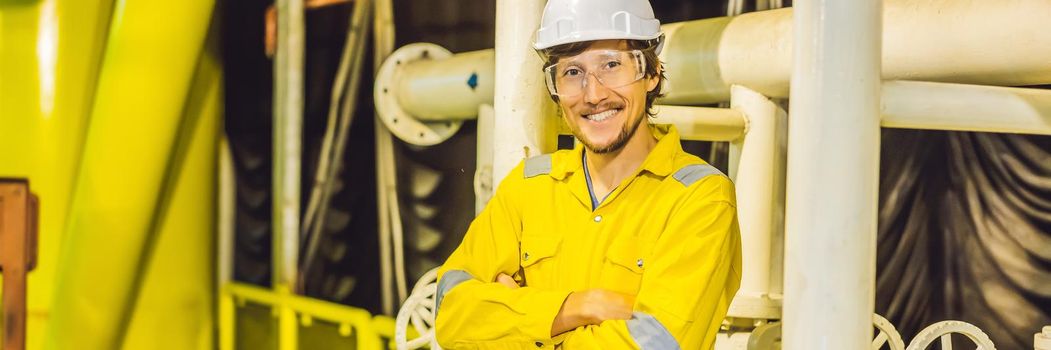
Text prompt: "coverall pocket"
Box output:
[[519, 235, 562, 287], [600, 238, 645, 295]]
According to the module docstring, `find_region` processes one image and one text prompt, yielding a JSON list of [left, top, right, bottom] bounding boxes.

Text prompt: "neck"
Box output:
[[585, 123, 657, 190]]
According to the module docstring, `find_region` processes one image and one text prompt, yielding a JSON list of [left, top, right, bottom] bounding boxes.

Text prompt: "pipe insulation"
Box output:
[[661, 0, 1051, 104], [725, 85, 787, 320], [881, 80, 1051, 136], [782, 0, 882, 347], [377, 0, 1051, 130], [491, 0, 558, 186], [398, 49, 495, 121]]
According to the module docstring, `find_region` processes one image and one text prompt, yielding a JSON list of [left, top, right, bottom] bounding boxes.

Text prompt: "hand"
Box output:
[[551, 289, 635, 336], [496, 273, 520, 289]]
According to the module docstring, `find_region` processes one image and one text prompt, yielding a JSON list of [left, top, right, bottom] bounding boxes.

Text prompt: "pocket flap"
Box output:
[[520, 235, 562, 268], [606, 239, 645, 274]]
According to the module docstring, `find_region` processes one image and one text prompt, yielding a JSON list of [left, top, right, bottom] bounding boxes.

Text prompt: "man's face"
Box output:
[[552, 40, 659, 154]]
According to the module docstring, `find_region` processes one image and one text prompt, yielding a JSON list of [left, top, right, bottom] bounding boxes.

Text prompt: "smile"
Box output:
[[584, 108, 621, 122]]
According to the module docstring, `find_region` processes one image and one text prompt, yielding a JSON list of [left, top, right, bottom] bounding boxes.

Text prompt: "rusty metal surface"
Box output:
[[0, 178, 38, 350]]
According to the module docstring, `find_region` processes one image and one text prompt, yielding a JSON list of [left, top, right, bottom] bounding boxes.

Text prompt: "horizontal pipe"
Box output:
[[397, 49, 495, 121], [881, 80, 1051, 135], [649, 105, 746, 141], [661, 0, 1051, 104], [551, 106, 745, 142]]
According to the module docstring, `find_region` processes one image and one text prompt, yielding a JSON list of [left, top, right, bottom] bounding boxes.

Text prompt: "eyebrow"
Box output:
[[559, 51, 621, 68]]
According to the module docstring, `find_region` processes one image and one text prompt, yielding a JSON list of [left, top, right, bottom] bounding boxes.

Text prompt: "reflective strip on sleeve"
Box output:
[[626, 312, 681, 350], [523, 154, 553, 178], [672, 163, 723, 187], [435, 270, 474, 317]]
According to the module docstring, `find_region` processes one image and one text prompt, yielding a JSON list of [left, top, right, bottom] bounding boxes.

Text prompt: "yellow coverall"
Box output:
[[435, 125, 742, 349]]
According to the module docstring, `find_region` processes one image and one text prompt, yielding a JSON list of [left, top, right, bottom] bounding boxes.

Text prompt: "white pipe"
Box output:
[[389, 186, 409, 305], [553, 106, 744, 142], [475, 104, 496, 214], [783, 0, 881, 348], [492, 0, 558, 186], [882, 80, 1051, 135], [376, 131, 395, 315], [218, 137, 235, 350], [398, 50, 495, 121], [725, 85, 786, 320], [659, 0, 1051, 104], [218, 137, 235, 287], [373, 0, 397, 316], [273, 0, 304, 290], [650, 105, 746, 142]]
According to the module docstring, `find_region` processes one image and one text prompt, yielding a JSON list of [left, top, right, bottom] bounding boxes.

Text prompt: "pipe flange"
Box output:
[[375, 43, 461, 146]]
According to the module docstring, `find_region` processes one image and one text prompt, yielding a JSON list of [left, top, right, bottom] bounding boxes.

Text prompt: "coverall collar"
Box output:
[[550, 124, 682, 181]]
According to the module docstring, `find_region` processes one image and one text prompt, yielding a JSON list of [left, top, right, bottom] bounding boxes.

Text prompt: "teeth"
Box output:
[[586, 109, 619, 122]]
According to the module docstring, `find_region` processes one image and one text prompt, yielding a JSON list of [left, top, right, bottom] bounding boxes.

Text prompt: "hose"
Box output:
[[298, 0, 372, 291]]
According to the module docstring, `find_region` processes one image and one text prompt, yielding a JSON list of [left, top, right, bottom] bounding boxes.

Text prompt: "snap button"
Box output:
[[593, 215, 602, 223], [523, 252, 530, 261], [636, 258, 644, 268]]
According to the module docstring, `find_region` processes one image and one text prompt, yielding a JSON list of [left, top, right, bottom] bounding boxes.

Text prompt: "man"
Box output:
[[434, 0, 742, 348]]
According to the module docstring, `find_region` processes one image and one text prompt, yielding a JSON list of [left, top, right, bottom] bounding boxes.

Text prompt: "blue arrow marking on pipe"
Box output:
[[468, 72, 479, 90]]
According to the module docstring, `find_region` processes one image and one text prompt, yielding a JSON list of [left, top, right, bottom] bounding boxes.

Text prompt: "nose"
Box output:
[[582, 72, 609, 105]]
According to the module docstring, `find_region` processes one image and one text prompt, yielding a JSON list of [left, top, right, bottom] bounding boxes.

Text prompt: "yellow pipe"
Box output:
[[43, 0, 216, 348], [120, 32, 222, 350], [0, 0, 115, 347]]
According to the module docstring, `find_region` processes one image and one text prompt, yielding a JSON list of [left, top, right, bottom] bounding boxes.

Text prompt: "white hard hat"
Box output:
[[534, 0, 664, 54]]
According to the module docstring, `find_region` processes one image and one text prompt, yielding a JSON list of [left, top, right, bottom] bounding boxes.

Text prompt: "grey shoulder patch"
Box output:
[[672, 163, 724, 187], [523, 154, 553, 178], [435, 270, 473, 318], [627, 312, 681, 350]]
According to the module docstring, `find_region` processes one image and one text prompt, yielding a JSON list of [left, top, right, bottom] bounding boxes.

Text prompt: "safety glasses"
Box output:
[[544, 49, 646, 97]]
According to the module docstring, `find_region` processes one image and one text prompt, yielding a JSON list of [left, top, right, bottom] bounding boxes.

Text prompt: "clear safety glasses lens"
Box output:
[[544, 50, 646, 97]]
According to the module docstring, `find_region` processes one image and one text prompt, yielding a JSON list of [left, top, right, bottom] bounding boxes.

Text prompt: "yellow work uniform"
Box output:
[[435, 125, 742, 350]]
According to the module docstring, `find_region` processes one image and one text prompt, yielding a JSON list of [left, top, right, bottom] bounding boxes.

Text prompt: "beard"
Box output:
[[574, 109, 647, 154]]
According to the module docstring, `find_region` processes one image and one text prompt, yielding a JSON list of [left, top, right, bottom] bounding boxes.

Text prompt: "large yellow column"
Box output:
[[43, 0, 215, 348], [0, 0, 114, 348], [120, 30, 222, 350]]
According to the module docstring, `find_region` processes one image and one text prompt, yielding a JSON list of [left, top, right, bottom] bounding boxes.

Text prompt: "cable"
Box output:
[[298, 0, 372, 291], [373, 0, 399, 316]]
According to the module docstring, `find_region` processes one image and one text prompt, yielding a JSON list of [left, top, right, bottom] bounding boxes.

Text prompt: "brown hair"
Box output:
[[540, 39, 666, 117]]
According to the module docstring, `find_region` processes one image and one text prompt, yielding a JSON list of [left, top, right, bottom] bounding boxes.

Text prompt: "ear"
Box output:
[[645, 63, 662, 92]]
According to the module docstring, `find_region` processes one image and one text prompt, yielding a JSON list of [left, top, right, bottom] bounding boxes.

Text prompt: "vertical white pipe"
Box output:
[[726, 85, 786, 320], [218, 138, 235, 287], [218, 137, 235, 350], [475, 104, 496, 214], [492, 0, 558, 186], [783, 0, 881, 348], [273, 0, 304, 290], [273, 0, 304, 348], [374, 0, 397, 316]]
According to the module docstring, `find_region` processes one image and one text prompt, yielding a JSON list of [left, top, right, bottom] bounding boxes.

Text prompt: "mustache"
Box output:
[[578, 103, 625, 115]]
